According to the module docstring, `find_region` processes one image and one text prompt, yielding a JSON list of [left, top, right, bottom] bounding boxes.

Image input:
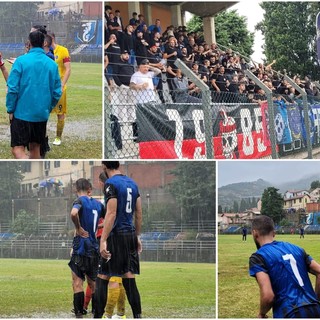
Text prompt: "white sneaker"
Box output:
[[53, 137, 61, 146]]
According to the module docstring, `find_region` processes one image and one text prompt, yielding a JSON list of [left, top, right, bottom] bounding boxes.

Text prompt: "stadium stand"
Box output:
[[105, 12, 320, 160]]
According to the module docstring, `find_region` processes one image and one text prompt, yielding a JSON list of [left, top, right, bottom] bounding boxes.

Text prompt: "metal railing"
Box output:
[[0, 239, 215, 263], [105, 64, 320, 159]]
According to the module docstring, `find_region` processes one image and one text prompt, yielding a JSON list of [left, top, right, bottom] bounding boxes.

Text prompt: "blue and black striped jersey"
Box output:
[[104, 174, 140, 234], [249, 241, 318, 318]]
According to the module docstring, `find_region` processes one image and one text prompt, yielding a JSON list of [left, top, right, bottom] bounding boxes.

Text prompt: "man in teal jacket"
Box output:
[[6, 30, 61, 159]]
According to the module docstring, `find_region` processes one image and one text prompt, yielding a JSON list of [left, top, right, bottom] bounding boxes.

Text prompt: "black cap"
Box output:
[[121, 50, 129, 54], [139, 58, 149, 65]]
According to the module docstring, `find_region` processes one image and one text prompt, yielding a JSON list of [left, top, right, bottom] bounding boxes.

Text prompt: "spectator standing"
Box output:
[[130, 58, 161, 104], [135, 30, 149, 66], [148, 18, 162, 35], [107, 13, 121, 39], [104, 5, 112, 43], [147, 45, 166, 103], [105, 34, 121, 85], [129, 12, 138, 27], [120, 24, 136, 65], [164, 37, 179, 91]]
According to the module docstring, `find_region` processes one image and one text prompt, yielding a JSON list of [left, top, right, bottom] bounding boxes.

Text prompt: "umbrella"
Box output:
[[39, 180, 52, 187], [47, 178, 63, 186], [48, 8, 60, 16]]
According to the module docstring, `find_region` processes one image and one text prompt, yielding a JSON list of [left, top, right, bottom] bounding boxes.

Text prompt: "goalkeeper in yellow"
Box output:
[[48, 31, 71, 146]]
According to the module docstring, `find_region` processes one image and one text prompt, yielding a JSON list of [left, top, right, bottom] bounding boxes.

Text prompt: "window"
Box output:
[[54, 161, 60, 168], [71, 161, 78, 165], [89, 161, 94, 165], [21, 162, 31, 173], [44, 161, 50, 170]]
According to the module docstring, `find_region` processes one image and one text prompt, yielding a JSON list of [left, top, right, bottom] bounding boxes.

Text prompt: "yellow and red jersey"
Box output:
[[54, 44, 71, 83]]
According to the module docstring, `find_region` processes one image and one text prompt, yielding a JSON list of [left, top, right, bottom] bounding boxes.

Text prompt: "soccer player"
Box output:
[[249, 215, 320, 318], [300, 226, 305, 239], [242, 226, 247, 242], [94, 161, 142, 319], [6, 31, 61, 159], [83, 172, 127, 318], [0, 51, 8, 82], [69, 178, 105, 318], [47, 31, 71, 146]]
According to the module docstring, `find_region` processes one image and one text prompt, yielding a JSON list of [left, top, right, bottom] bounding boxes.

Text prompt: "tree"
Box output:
[[187, 10, 254, 57], [0, 162, 24, 222], [251, 197, 257, 208], [261, 187, 284, 224], [233, 200, 239, 213], [239, 198, 247, 212], [0, 3, 41, 42], [10, 209, 38, 236], [310, 180, 320, 190], [256, 2, 320, 79], [168, 162, 215, 222]]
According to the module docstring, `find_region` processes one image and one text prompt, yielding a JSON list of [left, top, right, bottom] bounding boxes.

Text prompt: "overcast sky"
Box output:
[[218, 161, 320, 187], [230, 2, 265, 62]]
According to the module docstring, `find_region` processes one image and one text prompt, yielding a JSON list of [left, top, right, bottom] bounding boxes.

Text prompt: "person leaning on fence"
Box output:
[[129, 58, 161, 104], [171, 69, 201, 104]]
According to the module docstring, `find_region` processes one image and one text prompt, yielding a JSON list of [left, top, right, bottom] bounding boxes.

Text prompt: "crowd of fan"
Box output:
[[104, 4, 320, 105]]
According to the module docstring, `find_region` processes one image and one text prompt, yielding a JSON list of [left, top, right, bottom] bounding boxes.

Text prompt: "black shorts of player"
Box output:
[[286, 303, 320, 318], [10, 117, 47, 147], [100, 231, 140, 277], [69, 253, 99, 281]]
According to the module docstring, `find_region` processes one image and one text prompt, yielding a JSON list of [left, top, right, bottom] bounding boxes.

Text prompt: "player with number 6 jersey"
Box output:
[[94, 161, 142, 319], [249, 215, 320, 318]]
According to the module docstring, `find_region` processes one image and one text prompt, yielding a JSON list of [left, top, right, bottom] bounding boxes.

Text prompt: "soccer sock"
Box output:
[[94, 277, 109, 318], [56, 118, 65, 138], [122, 278, 142, 318], [105, 286, 120, 318], [74, 291, 85, 316], [84, 285, 92, 309], [91, 292, 95, 313], [117, 284, 126, 316]]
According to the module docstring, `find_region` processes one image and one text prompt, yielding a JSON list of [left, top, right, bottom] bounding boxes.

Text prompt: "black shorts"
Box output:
[[68, 254, 99, 281], [10, 117, 47, 147], [286, 303, 320, 318], [100, 232, 140, 277]]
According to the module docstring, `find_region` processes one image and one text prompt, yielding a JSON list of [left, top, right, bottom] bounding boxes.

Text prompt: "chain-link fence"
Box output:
[[104, 59, 320, 159]]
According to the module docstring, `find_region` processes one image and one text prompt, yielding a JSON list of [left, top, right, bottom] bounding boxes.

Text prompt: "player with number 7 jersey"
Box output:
[[68, 178, 105, 318], [249, 215, 320, 318]]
